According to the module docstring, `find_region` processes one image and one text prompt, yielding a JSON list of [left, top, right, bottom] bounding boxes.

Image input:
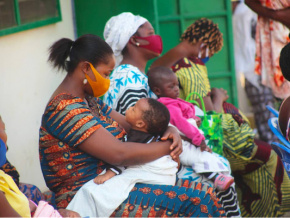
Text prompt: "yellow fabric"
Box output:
[[174, 58, 211, 100], [0, 170, 30, 217]]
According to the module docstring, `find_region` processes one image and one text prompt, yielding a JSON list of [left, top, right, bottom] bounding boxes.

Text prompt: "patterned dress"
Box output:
[[39, 93, 225, 216], [255, 0, 290, 98], [173, 57, 290, 217], [103, 64, 156, 115]]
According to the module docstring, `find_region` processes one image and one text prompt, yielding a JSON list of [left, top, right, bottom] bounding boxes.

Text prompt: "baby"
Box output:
[[94, 97, 177, 184], [147, 66, 234, 191], [67, 98, 178, 217]]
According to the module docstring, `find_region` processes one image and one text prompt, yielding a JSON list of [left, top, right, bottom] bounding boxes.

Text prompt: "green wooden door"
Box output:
[[74, 0, 237, 106]]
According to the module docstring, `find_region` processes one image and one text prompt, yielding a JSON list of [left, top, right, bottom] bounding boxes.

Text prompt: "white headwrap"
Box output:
[[104, 12, 148, 67]]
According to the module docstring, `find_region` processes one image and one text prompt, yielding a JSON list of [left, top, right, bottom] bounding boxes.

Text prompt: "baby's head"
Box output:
[[125, 98, 170, 136], [147, 66, 179, 99]]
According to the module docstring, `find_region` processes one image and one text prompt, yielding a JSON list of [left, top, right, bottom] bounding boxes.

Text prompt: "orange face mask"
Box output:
[[86, 63, 110, 97]]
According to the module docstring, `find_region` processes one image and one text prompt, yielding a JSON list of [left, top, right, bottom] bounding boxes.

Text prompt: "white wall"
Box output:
[[0, 0, 75, 191]]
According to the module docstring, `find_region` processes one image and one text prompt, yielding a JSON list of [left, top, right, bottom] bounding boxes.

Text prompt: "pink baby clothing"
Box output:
[[33, 201, 62, 218], [158, 97, 205, 145]]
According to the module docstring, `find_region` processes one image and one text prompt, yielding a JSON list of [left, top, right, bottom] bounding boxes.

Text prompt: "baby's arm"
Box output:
[[167, 105, 205, 146], [94, 169, 117, 184]]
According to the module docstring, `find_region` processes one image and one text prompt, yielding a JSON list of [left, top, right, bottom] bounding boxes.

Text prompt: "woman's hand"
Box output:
[[161, 126, 182, 159], [211, 88, 229, 102], [29, 200, 37, 213]]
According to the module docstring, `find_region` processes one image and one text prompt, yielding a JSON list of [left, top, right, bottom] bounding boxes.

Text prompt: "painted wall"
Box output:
[[0, 0, 75, 191]]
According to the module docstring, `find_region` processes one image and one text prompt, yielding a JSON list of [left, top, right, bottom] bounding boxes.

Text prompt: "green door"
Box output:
[[74, 0, 237, 106]]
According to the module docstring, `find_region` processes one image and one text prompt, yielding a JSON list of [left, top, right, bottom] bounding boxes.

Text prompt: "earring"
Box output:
[[136, 42, 140, 47], [83, 78, 88, 85]]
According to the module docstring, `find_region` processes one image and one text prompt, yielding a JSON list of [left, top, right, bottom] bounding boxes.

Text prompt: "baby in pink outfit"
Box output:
[[147, 66, 234, 191]]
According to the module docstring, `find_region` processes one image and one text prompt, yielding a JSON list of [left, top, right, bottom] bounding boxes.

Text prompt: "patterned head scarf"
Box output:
[[104, 12, 148, 67]]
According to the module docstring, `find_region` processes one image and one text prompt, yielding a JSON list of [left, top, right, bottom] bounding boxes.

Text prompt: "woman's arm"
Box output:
[[245, 0, 276, 19], [198, 88, 228, 113], [161, 126, 182, 158], [245, 0, 290, 28], [151, 41, 197, 69], [78, 127, 174, 166], [0, 191, 21, 217]]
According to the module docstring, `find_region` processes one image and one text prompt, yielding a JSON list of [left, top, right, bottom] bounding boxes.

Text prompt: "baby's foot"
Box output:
[[214, 174, 234, 191]]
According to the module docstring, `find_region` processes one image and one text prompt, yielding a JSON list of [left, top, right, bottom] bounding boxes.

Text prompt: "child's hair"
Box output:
[[280, 42, 290, 82], [181, 18, 223, 55], [147, 66, 175, 92], [142, 98, 170, 136]]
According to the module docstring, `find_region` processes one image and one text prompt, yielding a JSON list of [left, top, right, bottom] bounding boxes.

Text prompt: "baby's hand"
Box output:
[[93, 169, 116, 184], [195, 117, 202, 127], [58, 209, 81, 217], [200, 140, 212, 153]]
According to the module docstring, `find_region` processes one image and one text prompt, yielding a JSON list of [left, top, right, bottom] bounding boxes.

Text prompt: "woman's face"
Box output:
[[137, 22, 155, 37], [84, 54, 115, 97], [134, 22, 163, 58], [95, 54, 116, 79]]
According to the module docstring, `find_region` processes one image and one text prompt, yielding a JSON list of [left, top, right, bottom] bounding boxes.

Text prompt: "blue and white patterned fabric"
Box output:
[[104, 64, 156, 115]]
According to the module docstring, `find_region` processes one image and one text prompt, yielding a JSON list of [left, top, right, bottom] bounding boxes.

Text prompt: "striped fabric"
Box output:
[[104, 64, 156, 115], [216, 186, 240, 217], [172, 57, 211, 101], [39, 93, 126, 208], [115, 88, 148, 115]]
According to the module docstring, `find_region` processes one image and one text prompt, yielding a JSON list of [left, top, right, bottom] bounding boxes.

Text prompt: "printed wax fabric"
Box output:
[[255, 0, 290, 98]]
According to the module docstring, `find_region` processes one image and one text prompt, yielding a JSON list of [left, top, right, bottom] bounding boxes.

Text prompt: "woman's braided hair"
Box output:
[[181, 18, 223, 55]]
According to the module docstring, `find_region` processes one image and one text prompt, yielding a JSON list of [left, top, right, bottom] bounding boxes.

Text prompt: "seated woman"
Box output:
[[0, 116, 79, 217], [103, 12, 239, 217], [0, 116, 45, 206], [152, 17, 290, 217], [39, 34, 225, 217]]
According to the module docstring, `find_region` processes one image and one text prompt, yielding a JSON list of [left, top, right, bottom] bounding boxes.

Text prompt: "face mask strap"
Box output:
[[198, 43, 209, 58]]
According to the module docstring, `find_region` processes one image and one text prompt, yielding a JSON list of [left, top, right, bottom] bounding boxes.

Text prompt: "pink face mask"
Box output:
[[132, 35, 163, 55]]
